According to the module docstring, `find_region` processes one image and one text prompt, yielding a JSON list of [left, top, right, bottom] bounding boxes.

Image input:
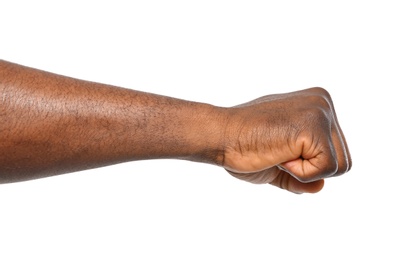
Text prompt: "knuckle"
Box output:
[[307, 87, 334, 111], [312, 94, 331, 111], [301, 106, 330, 129], [311, 87, 332, 100]]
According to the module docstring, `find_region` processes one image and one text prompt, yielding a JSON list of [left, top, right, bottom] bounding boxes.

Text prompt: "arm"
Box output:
[[0, 60, 225, 182], [0, 60, 351, 193]]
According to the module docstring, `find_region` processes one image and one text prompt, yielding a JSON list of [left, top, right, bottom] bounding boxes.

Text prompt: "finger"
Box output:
[[269, 170, 325, 194], [318, 87, 352, 173], [329, 108, 352, 175], [304, 87, 352, 176], [330, 123, 350, 176]]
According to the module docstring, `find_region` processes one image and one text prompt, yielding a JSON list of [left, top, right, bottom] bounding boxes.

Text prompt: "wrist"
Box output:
[[180, 103, 228, 167]]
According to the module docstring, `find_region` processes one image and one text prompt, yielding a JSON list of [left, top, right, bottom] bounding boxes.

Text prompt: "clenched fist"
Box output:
[[222, 87, 351, 193]]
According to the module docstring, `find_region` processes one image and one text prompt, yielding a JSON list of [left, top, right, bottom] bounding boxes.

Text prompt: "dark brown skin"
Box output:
[[0, 60, 351, 193]]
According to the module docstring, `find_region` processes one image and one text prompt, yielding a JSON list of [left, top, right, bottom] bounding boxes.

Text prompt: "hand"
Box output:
[[222, 87, 352, 194]]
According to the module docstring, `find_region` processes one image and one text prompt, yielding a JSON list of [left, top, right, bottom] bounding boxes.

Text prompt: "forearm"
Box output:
[[0, 60, 225, 183]]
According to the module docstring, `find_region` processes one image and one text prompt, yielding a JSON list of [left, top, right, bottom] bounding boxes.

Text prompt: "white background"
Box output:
[[1, 0, 403, 259]]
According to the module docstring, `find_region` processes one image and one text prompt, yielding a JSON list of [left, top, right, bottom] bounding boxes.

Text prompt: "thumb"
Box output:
[[279, 152, 338, 183]]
